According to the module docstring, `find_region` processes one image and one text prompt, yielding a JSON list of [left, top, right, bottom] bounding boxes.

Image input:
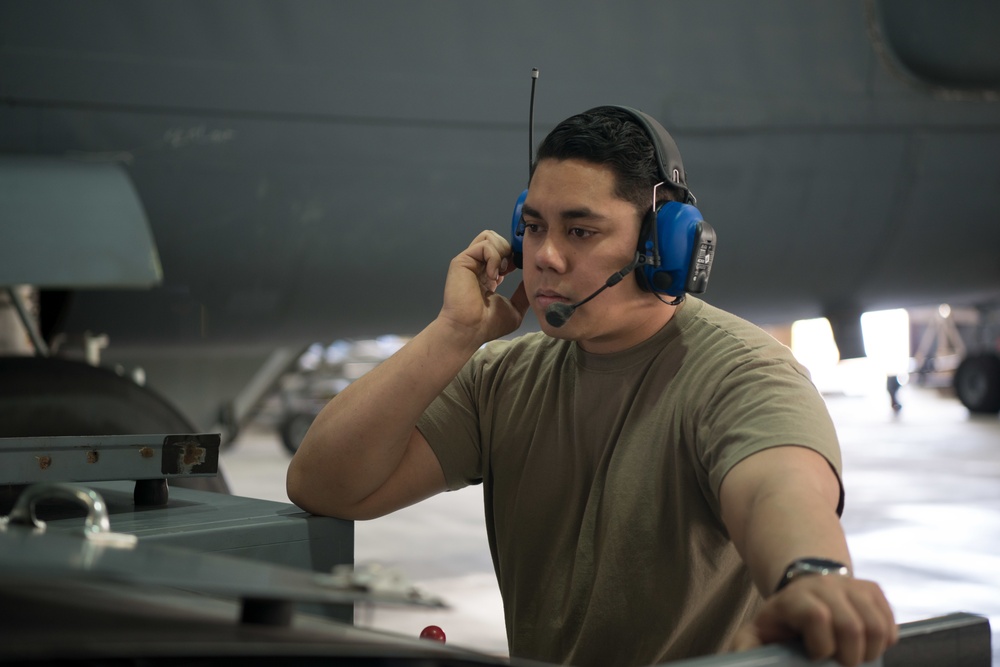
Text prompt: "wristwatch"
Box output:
[[775, 558, 851, 593]]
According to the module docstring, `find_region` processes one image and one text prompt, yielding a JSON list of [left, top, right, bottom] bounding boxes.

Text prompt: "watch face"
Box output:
[[777, 558, 850, 592], [796, 558, 850, 573]]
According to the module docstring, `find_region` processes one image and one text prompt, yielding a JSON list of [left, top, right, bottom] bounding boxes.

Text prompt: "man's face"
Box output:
[[521, 158, 667, 353]]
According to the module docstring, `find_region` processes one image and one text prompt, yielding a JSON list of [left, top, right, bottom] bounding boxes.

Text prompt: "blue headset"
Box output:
[[510, 106, 715, 299]]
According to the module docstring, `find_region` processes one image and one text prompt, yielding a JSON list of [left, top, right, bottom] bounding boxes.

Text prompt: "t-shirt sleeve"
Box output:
[[695, 341, 844, 519], [416, 354, 486, 491]]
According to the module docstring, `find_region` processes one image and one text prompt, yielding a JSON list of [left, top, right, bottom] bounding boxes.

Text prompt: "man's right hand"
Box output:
[[287, 230, 528, 520], [438, 230, 529, 346]]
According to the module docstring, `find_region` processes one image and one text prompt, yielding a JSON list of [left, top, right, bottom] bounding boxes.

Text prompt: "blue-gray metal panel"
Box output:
[[0, 434, 219, 485], [33, 481, 354, 622], [0, 522, 403, 610], [0, 579, 494, 664], [41, 481, 352, 574], [657, 613, 991, 667], [0, 157, 162, 288]]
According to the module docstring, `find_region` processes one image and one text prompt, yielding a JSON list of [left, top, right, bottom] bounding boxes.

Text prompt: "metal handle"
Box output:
[[7, 482, 111, 536]]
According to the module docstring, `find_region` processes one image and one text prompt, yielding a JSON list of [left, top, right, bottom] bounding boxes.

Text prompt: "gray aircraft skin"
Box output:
[[1, 4, 1000, 663], [2, 0, 1000, 425]]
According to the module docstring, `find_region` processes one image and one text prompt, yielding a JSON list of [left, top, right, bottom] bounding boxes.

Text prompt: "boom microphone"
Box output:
[[545, 253, 642, 328]]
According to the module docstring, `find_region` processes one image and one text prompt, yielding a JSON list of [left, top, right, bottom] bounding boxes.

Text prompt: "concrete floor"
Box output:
[[221, 380, 1000, 664]]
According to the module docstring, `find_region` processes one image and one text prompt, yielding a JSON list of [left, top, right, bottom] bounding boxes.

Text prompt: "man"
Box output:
[[287, 106, 897, 666]]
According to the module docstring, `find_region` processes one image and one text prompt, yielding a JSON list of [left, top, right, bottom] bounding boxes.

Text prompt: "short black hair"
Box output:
[[533, 106, 681, 214]]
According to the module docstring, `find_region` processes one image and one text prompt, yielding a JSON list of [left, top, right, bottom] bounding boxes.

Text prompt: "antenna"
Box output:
[[529, 68, 538, 185]]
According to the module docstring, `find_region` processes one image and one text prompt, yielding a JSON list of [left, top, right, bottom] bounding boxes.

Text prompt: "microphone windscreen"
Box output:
[[545, 302, 575, 328]]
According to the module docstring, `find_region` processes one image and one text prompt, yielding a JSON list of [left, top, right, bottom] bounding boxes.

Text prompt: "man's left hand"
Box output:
[[729, 574, 898, 667]]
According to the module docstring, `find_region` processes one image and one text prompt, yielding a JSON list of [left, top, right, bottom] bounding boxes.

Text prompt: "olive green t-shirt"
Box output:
[[416, 297, 842, 666]]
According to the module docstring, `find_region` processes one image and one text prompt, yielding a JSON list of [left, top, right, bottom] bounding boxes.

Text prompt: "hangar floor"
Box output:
[[221, 381, 1000, 664]]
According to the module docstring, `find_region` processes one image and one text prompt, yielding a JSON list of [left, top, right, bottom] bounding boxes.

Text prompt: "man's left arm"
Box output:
[[719, 445, 898, 667]]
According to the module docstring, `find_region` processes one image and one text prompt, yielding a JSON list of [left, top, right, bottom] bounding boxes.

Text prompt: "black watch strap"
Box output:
[[775, 558, 851, 593]]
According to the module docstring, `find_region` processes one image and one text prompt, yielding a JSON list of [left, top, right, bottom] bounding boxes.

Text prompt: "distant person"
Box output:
[[287, 106, 897, 667], [887, 374, 903, 412]]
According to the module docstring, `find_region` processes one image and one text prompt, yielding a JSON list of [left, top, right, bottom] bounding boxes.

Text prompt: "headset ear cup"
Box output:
[[652, 270, 675, 292], [642, 201, 710, 297], [511, 189, 528, 269]]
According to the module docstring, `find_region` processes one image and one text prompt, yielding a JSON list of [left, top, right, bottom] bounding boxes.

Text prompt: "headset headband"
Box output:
[[600, 105, 696, 206]]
